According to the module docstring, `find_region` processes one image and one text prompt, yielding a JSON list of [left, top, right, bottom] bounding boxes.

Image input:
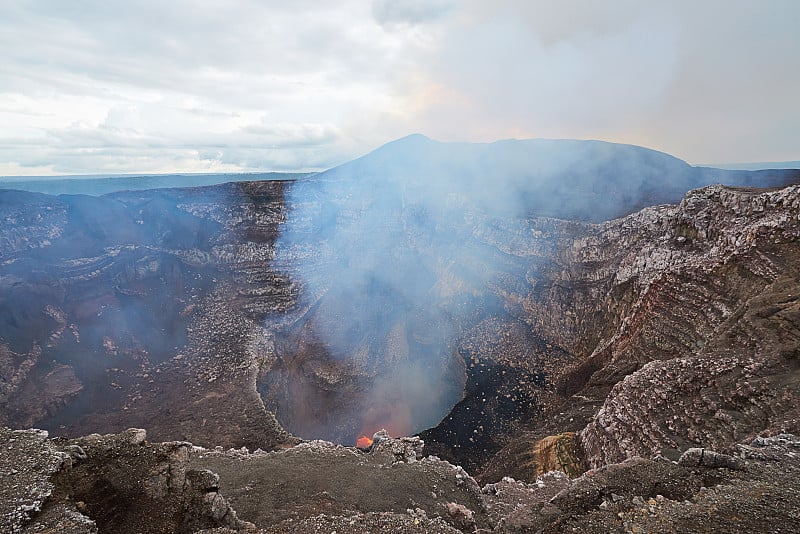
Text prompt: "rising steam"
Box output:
[[270, 134, 794, 443]]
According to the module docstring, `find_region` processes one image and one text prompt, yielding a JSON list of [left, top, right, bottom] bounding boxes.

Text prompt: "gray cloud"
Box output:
[[0, 1, 798, 175], [372, 0, 456, 27], [402, 0, 800, 163]]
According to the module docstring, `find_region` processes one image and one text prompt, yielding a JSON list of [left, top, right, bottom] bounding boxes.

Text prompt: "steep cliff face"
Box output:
[[464, 183, 800, 471], [0, 182, 295, 450], [422, 184, 800, 473], [575, 186, 800, 467]]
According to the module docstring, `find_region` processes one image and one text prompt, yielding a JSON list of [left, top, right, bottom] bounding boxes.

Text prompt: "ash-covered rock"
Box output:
[[261, 511, 461, 533], [677, 448, 745, 470], [0, 428, 73, 532], [563, 186, 800, 469], [188, 432, 489, 532], [369, 429, 425, 462], [477, 433, 800, 533], [2, 427, 800, 533], [0, 427, 254, 534], [0, 182, 296, 453], [480, 472, 572, 531]]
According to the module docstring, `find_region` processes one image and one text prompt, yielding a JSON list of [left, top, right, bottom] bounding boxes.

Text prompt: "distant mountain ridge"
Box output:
[[0, 171, 310, 196], [705, 160, 800, 171], [311, 134, 800, 222], [2, 136, 797, 217]]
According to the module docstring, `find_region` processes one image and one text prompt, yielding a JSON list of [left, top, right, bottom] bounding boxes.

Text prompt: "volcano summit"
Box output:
[[1, 136, 800, 533]]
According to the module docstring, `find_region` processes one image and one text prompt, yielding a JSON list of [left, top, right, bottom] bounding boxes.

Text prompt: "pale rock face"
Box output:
[[572, 185, 800, 468], [0, 428, 77, 532]]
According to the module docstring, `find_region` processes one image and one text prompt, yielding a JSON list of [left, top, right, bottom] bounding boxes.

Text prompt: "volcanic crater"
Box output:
[[2, 136, 800, 532]]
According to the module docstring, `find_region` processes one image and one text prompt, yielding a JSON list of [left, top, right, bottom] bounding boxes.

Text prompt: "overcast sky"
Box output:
[[1, 0, 798, 176]]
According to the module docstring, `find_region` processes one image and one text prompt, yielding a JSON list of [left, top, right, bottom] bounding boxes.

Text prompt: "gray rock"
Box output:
[[185, 469, 221, 492], [64, 444, 87, 464], [677, 448, 745, 470], [123, 428, 147, 445], [370, 430, 425, 463]]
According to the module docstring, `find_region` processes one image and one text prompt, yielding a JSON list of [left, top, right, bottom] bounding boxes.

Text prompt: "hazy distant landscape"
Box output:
[[0, 171, 310, 196], [704, 161, 800, 171], [3, 155, 798, 199]]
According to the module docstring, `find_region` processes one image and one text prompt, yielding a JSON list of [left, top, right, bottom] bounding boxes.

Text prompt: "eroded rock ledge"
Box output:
[[2, 427, 799, 533]]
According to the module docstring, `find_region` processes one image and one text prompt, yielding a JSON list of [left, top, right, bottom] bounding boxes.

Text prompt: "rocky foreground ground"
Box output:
[[2, 427, 799, 533]]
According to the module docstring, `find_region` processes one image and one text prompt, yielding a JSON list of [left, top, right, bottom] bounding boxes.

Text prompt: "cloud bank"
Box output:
[[1, 1, 798, 175]]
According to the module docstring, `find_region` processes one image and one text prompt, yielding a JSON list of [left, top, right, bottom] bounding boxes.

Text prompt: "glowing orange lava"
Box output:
[[356, 435, 373, 448]]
